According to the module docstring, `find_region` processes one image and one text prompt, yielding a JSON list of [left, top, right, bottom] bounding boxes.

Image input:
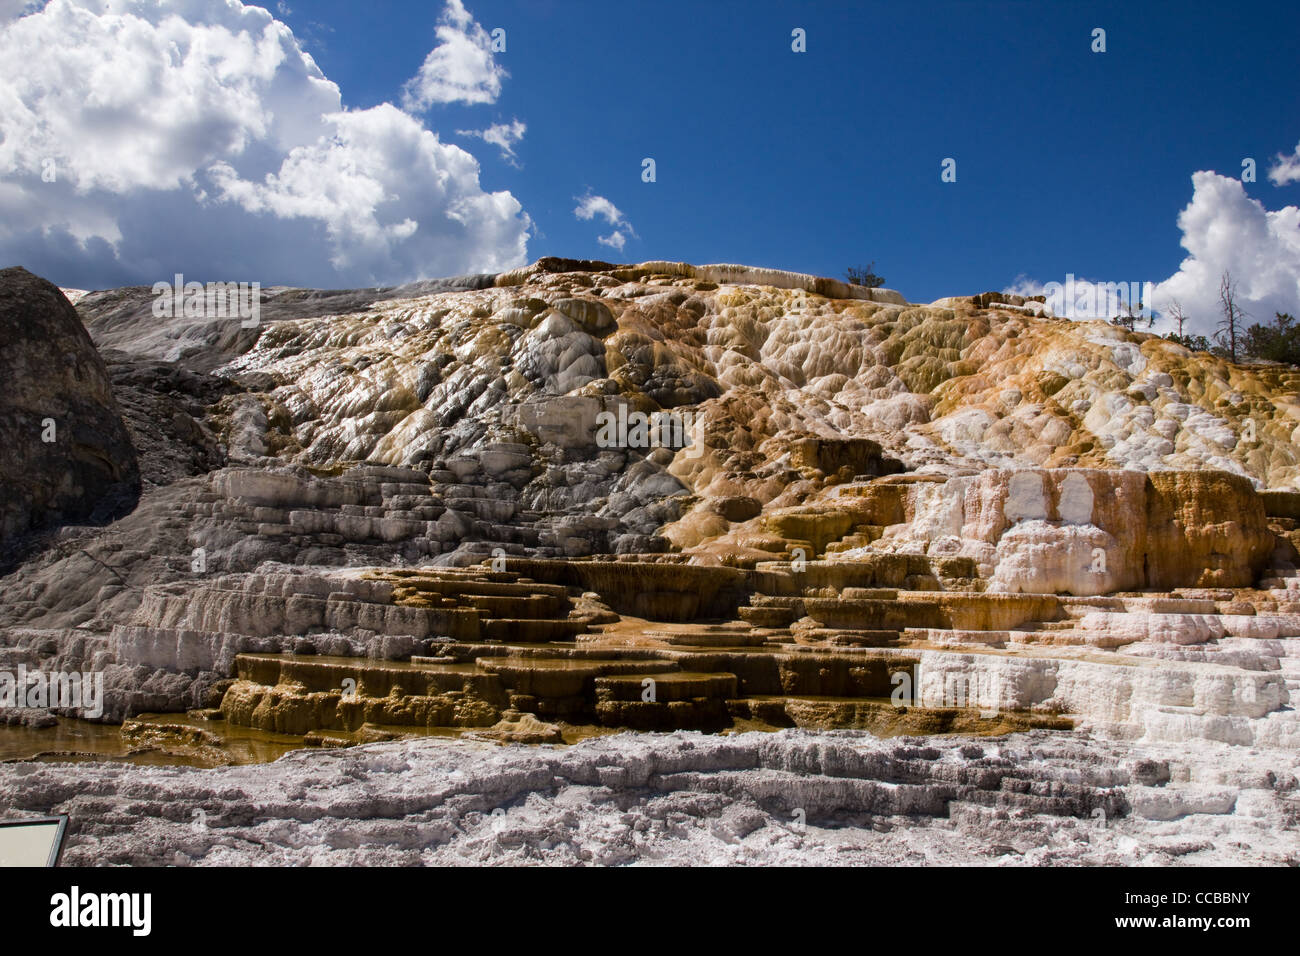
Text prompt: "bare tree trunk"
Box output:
[[1166, 298, 1186, 337], [1218, 271, 1244, 361]]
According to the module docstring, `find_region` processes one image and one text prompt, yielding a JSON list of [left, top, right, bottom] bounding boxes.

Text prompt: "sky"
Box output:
[[1, 0, 1298, 337]]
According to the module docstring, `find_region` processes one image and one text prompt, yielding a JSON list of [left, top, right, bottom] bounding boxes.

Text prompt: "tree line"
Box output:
[[844, 263, 1298, 367], [1115, 270, 1298, 365]]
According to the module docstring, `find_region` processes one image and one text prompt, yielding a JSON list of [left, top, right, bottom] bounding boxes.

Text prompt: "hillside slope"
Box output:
[[1, 259, 1297, 867]]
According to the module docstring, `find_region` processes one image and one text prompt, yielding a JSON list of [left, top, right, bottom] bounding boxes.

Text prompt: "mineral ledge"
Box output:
[[0, 259, 1296, 866]]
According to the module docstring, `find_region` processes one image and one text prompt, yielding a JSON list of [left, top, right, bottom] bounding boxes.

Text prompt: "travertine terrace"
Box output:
[[1, 258, 1297, 865]]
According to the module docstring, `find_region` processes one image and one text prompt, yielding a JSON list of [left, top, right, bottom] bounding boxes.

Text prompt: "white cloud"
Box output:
[[1003, 274, 1047, 299], [0, 0, 531, 287], [1269, 142, 1300, 187], [574, 194, 624, 226], [1150, 172, 1300, 335], [1005, 171, 1300, 335], [574, 192, 635, 252], [597, 230, 627, 252], [209, 104, 530, 278], [456, 119, 525, 167], [401, 0, 504, 111], [1001, 274, 1147, 320], [0, 0, 39, 22]]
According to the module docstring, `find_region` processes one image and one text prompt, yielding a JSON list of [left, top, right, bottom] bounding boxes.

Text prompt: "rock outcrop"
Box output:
[[822, 467, 1273, 595], [2, 730, 1295, 866], [0, 267, 139, 569], [2, 259, 1299, 867]]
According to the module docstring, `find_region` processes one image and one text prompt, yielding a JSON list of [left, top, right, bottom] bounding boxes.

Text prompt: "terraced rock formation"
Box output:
[[1, 258, 1298, 865], [2, 730, 1293, 866]]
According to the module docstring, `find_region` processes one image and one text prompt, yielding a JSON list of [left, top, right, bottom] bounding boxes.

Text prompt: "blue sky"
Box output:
[[303, 0, 1300, 298], [2, 0, 1298, 332]]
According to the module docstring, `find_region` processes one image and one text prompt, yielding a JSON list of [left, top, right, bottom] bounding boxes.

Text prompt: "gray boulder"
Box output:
[[0, 267, 139, 568]]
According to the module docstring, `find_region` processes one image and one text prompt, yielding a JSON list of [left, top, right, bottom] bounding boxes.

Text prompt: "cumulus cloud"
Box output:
[[456, 119, 525, 167], [1005, 171, 1300, 335], [1269, 142, 1300, 187], [1149, 172, 1300, 335], [1001, 274, 1148, 320], [0, 0, 38, 22], [595, 231, 627, 252], [401, 0, 504, 111], [0, 0, 531, 288], [573, 192, 635, 253], [1003, 275, 1047, 299]]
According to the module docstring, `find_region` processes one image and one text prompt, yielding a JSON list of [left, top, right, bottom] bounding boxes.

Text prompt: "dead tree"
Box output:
[[1216, 271, 1247, 361]]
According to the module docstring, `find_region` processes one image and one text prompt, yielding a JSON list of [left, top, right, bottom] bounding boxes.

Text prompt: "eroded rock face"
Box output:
[[2, 262, 1297, 647], [29, 258, 1300, 588], [835, 468, 1272, 596], [71, 259, 1300, 550], [0, 267, 139, 568], [101, 351, 234, 488], [1, 261, 1300, 870], [1144, 471, 1272, 589]]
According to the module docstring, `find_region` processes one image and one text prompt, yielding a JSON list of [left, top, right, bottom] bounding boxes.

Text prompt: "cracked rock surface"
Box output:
[[1, 729, 1294, 866], [3, 259, 1300, 866]]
